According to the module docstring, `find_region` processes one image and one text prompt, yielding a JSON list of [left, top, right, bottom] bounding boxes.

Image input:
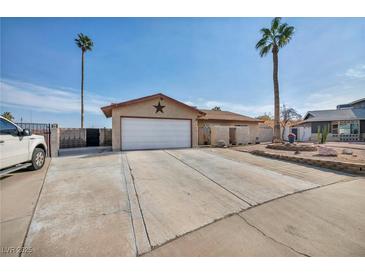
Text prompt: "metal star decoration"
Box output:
[[154, 101, 165, 113]]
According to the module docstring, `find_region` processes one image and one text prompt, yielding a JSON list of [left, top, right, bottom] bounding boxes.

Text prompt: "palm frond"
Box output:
[[255, 37, 269, 49], [277, 26, 295, 48], [256, 17, 294, 57], [75, 33, 94, 51], [277, 23, 288, 34], [271, 17, 281, 32], [260, 28, 272, 38], [259, 44, 272, 57]]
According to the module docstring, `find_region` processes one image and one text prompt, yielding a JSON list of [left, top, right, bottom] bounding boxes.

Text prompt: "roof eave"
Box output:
[[100, 93, 205, 118]]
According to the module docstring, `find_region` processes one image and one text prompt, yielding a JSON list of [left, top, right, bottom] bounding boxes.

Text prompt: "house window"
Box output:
[[338, 121, 359, 135], [331, 123, 338, 134]]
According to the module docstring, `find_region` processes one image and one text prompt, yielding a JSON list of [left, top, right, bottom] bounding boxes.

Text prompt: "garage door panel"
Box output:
[[121, 118, 191, 150]]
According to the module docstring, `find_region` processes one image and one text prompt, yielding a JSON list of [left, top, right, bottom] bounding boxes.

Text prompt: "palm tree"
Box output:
[[75, 33, 94, 128], [256, 17, 294, 142], [1, 111, 14, 121]]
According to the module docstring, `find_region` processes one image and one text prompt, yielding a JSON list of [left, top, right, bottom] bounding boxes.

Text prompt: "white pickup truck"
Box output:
[[0, 116, 47, 175]]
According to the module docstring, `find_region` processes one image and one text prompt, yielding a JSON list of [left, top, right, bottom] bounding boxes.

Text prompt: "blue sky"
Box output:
[[1, 17, 364, 127]]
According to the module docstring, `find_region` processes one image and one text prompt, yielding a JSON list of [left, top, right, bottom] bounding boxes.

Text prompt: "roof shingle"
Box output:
[[198, 109, 261, 122], [303, 108, 365, 122]]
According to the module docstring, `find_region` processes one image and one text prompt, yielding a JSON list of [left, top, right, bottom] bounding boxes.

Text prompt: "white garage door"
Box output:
[[121, 117, 191, 150]]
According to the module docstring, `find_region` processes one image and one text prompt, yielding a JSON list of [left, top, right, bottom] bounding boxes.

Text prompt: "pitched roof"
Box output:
[[303, 108, 365, 122], [349, 98, 365, 105], [198, 109, 261, 123], [337, 98, 365, 109], [100, 93, 206, 118], [264, 120, 302, 128]]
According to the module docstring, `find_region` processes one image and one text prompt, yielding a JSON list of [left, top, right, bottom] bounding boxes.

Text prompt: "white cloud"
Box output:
[[345, 64, 365, 79], [286, 83, 364, 115], [0, 79, 115, 114]]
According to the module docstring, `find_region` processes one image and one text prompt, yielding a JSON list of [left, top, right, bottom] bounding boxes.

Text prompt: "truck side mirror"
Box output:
[[22, 129, 32, 136]]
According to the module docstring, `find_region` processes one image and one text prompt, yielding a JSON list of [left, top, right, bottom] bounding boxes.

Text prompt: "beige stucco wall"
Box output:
[[198, 120, 259, 145], [111, 96, 201, 151]]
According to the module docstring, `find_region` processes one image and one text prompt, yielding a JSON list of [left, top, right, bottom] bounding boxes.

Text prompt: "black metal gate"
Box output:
[[16, 122, 51, 156], [86, 128, 100, 146]]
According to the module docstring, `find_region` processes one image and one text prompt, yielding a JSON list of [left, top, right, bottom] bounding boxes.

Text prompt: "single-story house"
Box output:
[[101, 93, 204, 151], [291, 98, 365, 142], [101, 93, 263, 151], [197, 109, 262, 145]]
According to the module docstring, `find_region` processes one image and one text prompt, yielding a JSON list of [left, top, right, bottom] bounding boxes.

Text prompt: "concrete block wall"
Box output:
[[248, 124, 259, 144], [198, 126, 211, 145], [59, 128, 87, 148], [236, 126, 250, 145], [206, 125, 260, 146], [99, 128, 112, 146], [258, 125, 273, 142], [210, 126, 229, 146]]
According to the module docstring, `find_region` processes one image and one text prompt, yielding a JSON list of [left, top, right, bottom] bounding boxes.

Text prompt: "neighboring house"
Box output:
[[292, 98, 365, 142], [100, 93, 262, 151], [197, 110, 262, 145]]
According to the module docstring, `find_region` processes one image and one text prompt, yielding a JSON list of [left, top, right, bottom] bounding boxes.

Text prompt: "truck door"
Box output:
[[0, 118, 29, 169]]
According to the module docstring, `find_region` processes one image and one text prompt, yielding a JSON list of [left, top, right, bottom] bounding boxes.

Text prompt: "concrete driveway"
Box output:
[[1, 148, 364, 256]]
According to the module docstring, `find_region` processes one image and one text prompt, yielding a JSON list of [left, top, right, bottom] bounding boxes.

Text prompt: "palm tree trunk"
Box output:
[[81, 50, 85, 128], [272, 46, 281, 141]]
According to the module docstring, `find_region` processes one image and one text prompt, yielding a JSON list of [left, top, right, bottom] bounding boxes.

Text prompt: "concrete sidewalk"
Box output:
[[0, 159, 51, 257]]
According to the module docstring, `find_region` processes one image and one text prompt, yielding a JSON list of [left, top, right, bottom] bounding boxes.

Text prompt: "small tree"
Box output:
[[211, 106, 221, 111], [281, 104, 302, 139], [256, 112, 273, 121], [2, 112, 14, 121]]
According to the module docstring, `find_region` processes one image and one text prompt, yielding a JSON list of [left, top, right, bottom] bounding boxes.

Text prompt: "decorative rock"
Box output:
[[318, 146, 338, 157], [266, 143, 317, 151], [215, 140, 227, 148], [342, 149, 353, 155]]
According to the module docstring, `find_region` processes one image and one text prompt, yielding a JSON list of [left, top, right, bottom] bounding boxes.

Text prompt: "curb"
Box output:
[[250, 150, 365, 175]]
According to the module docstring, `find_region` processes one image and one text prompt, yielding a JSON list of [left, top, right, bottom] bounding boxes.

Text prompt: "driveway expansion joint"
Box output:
[[121, 154, 139, 256], [124, 154, 153, 253], [163, 150, 254, 207], [141, 168, 360, 256], [139, 209, 243, 256]]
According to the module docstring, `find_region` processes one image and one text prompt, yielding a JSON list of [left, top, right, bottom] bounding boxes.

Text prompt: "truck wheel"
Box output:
[[30, 148, 46, 170]]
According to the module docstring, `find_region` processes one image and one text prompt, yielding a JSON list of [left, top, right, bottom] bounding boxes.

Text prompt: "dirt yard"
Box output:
[[234, 142, 365, 164]]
